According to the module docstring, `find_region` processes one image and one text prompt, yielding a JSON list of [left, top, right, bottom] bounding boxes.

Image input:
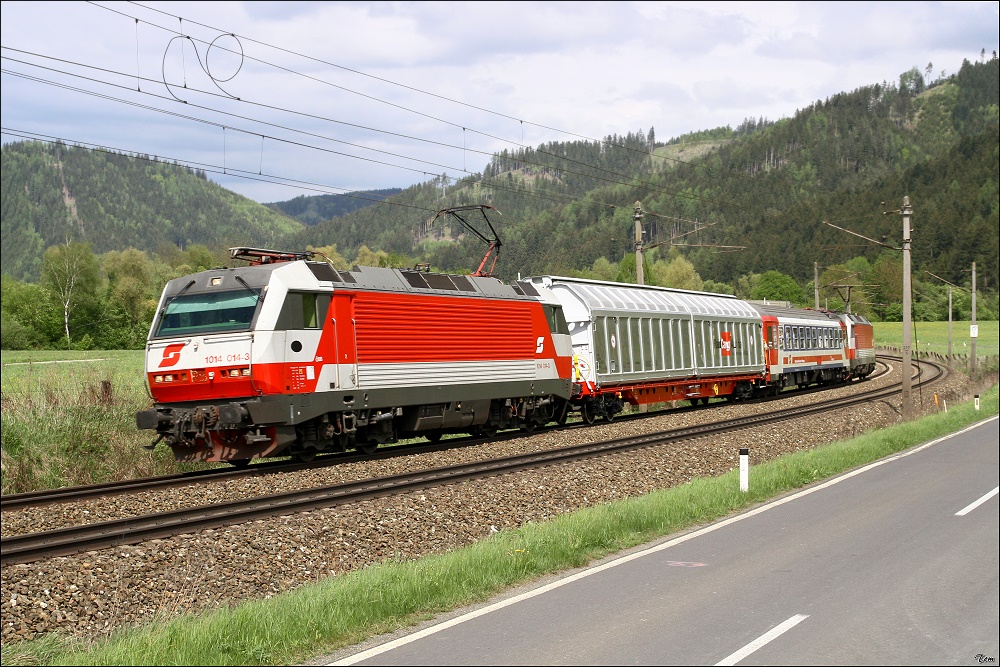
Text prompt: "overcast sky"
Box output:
[[2, 1, 997, 204]]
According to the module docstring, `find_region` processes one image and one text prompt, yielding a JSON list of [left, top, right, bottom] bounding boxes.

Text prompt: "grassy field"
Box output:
[[872, 320, 999, 358], [0, 350, 200, 493], [3, 386, 996, 666]]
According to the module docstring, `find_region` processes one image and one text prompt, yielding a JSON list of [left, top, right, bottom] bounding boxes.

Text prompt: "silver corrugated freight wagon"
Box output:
[[527, 276, 766, 417]]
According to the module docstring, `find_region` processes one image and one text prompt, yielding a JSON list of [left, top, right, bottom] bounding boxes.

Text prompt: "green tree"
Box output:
[[354, 245, 388, 268], [652, 253, 703, 291], [750, 270, 806, 304], [40, 242, 100, 346]]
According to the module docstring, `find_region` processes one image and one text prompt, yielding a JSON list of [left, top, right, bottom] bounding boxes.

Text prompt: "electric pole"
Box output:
[[814, 262, 820, 309], [634, 201, 644, 286], [901, 197, 913, 420], [948, 286, 953, 361]]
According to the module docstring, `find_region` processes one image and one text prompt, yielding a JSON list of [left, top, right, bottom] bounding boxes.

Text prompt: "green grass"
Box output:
[[872, 320, 999, 358], [0, 350, 199, 493], [5, 385, 997, 666]]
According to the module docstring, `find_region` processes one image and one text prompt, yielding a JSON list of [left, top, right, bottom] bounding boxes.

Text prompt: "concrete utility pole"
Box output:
[[971, 261, 977, 376], [634, 201, 644, 286], [948, 287, 953, 361], [924, 270, 960, 364], [901, 196, 913, 420], [814, 262, 820, 310]]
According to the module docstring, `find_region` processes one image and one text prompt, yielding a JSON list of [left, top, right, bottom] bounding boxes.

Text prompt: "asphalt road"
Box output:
[[329, 416, 999, 666]]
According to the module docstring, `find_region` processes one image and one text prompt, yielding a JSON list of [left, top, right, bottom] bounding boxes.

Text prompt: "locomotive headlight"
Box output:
[[208, 371, 215, 380], [154, 375, 163, 383], [241, 368, 251, 376]]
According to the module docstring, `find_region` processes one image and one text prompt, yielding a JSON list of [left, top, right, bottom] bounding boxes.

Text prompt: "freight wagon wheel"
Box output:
[[229, 459, 251, 468], [295, 451, 316, 463], [425, 431, 443, 443], [581, 402, 597, 425]]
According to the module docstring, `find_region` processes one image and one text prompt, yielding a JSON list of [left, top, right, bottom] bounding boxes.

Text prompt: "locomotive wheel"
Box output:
[[582, 402, 597, 425], [520, 422, 537, 433], [295, 451, 316, 463], [355, 441, 378, 455], [229, 458, 251, 468]]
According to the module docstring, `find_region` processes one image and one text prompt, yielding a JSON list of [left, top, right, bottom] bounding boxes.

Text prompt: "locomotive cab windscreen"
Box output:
[[153, 289, 263, 338]]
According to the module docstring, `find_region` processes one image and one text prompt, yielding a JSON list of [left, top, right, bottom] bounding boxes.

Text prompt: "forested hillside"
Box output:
[[1, 57, 997, 350], [296, 58, 997, 298], [266, 189, 402, 225], [0, 142, 304, 281]]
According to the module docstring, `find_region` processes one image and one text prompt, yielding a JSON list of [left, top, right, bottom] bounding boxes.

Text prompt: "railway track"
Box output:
[[0, 360, 893, 512], [0, 356, 941, 566]]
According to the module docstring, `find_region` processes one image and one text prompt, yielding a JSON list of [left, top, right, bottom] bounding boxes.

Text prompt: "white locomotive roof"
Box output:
[[527, 275, 761, 320]]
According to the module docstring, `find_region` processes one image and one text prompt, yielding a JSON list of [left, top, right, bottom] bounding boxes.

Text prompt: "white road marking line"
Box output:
[[956, 486, 999, 516], [714, 614, 810, 666], [330, 416, 997, 666]]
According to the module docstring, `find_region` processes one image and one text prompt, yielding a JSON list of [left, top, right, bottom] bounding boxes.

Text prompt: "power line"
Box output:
[[2, 48, 725, 209], [120, 0, 710, 173]]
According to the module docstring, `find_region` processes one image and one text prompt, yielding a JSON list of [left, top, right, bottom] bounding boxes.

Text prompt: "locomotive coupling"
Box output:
[[217, 403, 250, 426], [136, 408, 172, 431]]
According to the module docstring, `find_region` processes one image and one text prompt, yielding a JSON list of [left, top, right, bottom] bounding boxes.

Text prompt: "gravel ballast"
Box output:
[[0, 362, 979, 642]]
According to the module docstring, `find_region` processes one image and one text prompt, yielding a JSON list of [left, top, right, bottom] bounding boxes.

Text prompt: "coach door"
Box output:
[[764, 323, 779, 366], [331, 293, 358, 390]]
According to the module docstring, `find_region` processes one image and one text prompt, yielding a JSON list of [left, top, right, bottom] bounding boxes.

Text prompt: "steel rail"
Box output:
[[0, 356, 942, 566], [0, 361, 892, 511]]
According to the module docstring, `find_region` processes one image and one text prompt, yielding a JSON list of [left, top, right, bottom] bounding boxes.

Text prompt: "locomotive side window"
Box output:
[[277, 292, 330, 330], [155, 289, 260, 337], [543, 305, 570, 335]]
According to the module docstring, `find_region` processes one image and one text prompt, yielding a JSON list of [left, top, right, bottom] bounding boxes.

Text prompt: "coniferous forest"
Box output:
[[2, 57, 997, 350]]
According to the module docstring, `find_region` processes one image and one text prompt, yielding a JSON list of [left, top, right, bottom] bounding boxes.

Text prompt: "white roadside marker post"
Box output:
[[740, 447, 749, 493]]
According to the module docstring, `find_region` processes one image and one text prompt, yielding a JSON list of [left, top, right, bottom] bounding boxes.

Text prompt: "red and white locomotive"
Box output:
[[137, 247, 574, 463], [137, 245, 877, 464]]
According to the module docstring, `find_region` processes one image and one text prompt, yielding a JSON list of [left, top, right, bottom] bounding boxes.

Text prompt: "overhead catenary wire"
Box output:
[[120, 0, 711, 173], [0, 126, 619, 218], [1, 49, 724, 210], [83, 1, 727, 208], [3, 2, 805, 255]]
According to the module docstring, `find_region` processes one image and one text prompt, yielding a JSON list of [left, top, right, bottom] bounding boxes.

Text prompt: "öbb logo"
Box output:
[[159, 343, 186, 368]]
